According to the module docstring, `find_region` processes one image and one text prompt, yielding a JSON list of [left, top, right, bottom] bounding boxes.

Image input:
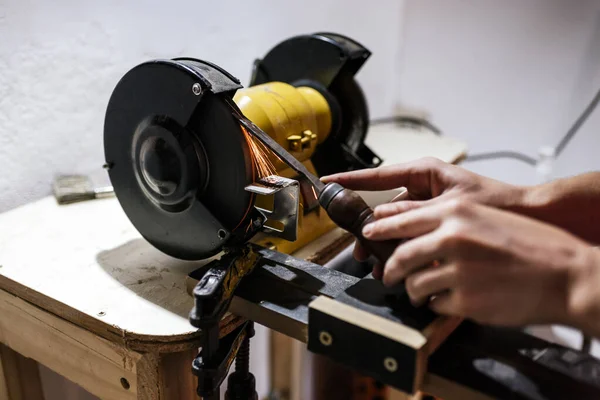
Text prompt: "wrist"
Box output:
[[565, 246, 600, 335], [508, 184, 552, 220]]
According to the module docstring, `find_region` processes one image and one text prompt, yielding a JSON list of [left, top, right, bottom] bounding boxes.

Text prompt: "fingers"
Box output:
[[429, 291, 461, 317], [374, 200, 424, 219], [363, 205, 443, 241], [353, 189, 409, 262], [382, 231, 448, 286], [321, 157, 443, 192], [321, 165, 406, 191], [390, 188, 409, 202], [372, 264, 384, 280], [352, 241, 369, 262], [405, 263, 456, 306]]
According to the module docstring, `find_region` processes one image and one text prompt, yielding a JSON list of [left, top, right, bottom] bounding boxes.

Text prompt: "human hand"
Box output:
[[361, 199, 595, 327], [322, 157, 526, 262]]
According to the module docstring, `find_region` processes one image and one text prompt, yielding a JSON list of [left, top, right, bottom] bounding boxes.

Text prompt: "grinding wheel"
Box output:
[[104, 59, 257, 260], [250, 32, 381, 176]]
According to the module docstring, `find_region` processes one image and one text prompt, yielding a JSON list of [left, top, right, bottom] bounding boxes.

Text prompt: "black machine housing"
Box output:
[[251, 32, 382, 176]]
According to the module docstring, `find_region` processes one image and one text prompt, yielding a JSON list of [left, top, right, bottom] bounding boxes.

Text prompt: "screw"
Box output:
[[383, 357, 398, 372], [192, 83, 202, 96], [98, 311, 106, 317], [120, 377, 130, 390], [319, 331, 333, 346]]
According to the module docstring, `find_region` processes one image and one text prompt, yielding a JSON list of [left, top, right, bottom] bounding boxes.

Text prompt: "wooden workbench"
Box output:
[[0, 124, 467, 399]]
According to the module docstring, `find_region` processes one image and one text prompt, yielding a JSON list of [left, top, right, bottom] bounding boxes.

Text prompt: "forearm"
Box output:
[[514, 172, 600, 244]]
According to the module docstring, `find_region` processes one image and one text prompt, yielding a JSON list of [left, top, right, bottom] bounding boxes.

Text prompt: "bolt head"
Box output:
[[319, 331, 333, 346], [384, 356, 398, 372], [192, 83, 202, 96]]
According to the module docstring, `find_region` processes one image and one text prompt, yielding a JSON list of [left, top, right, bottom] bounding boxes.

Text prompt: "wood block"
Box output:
[[308, 280, 461, 395], [0, 344, 44, 400]]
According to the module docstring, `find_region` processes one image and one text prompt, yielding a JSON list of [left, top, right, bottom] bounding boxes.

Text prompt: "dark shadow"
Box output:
[[339, 277, 437, 330], [235, 271, 313, 322], [250, 246, 360, 298], [96, 238, 212, 319], [257, 258, 328, 296], [430, 322, 600, 399]]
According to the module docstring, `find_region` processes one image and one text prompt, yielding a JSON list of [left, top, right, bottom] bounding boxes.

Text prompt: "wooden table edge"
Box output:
[[0, 274, 242, 353]]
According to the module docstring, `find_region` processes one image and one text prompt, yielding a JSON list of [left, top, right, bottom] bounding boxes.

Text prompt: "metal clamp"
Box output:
[[245, 175, 299, 242]]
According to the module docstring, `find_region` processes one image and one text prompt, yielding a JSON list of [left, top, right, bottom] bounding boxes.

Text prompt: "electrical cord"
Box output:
[[464, 86, 600, 165], [464, 151, 538, 166], [555, 86, 600, 157], [370, 116, 442, 135]]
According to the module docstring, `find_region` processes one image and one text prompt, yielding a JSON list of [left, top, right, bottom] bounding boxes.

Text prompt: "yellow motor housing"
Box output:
[[234, 82, 332, 168], [234, 82, 339, 254]]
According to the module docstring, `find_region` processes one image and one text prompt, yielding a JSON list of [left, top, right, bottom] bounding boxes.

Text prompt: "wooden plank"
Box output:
[[0, 344, 44, 400], [0, 288, 139, 400], [388, 388, 416, 400], [0, 348, 8, 400], [421, 374, 494, 400], [159, 349, 199, 399], [37, 364, 99, 400], [422, 316, 463, 356], [137, 353, 160, 400], [290, 339, 307, 400], [310, 296, 428, 350], [270, 331, 293, 399], [136, 349, 209, 400]]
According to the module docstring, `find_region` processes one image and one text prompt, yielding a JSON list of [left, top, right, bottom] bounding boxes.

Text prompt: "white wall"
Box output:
[[397, 0, 600, 185], [0, 0, 405, 212]]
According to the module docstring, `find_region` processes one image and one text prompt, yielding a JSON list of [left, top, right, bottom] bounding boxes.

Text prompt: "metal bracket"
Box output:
[[245, 175, 299, 241]]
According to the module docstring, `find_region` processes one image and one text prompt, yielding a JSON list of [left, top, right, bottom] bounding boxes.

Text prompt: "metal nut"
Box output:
[[384, 356, 398, 372], [287, 135, 302, 152], [192, 83, 202, 96], [319, 331, 333, 346], [301, 130, 314, 149]]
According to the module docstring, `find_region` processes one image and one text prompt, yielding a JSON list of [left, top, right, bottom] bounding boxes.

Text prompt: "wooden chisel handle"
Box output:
[[319, 182, 400, 264]]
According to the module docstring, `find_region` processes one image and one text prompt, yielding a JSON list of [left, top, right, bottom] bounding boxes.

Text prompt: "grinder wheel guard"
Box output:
[[104, 33, 379, 260], [104, 59, 257, 260]]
